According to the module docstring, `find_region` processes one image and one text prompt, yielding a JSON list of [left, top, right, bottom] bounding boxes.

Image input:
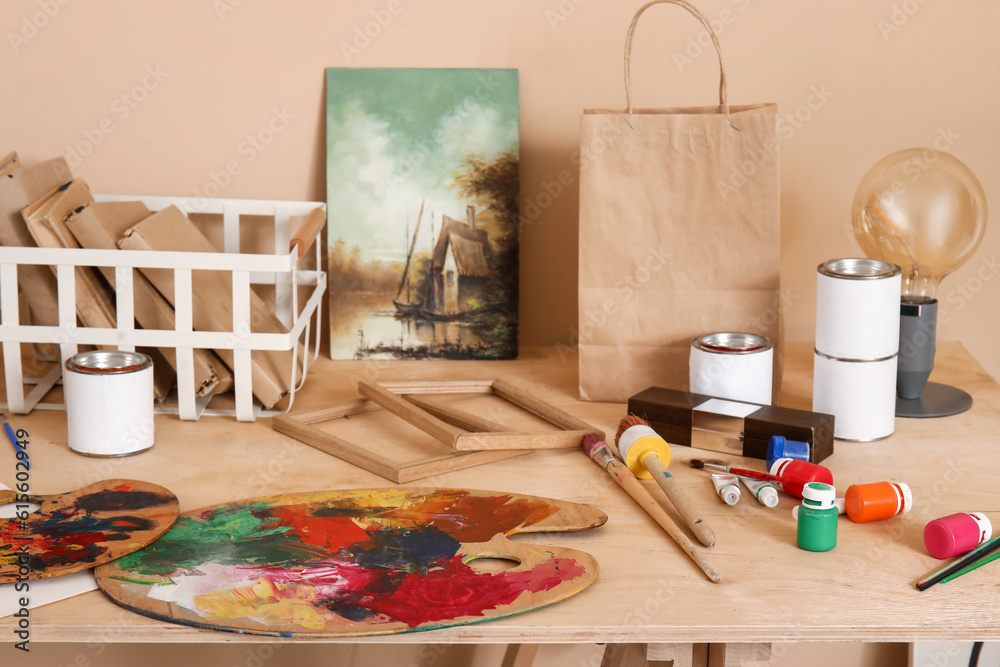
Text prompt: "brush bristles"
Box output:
[[689, 459, 725, 470], [615, 414, 649, 445], [581, 433, 607, 459]]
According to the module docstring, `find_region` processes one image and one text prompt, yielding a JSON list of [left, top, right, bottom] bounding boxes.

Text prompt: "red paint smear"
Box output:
[[357, 557, 585, 626], [387, 492, 560, 542], [35, 530, 109, 561], [263, 504, 370, 551]]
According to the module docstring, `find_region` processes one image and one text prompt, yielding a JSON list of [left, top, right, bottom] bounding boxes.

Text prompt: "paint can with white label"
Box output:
[[65, 351, 154, 457], [690, 332, 774, 405], [813, 258, 901, 440]]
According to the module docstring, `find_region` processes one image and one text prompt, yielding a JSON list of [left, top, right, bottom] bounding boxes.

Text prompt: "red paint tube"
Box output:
[[768, 457, 834, 499]]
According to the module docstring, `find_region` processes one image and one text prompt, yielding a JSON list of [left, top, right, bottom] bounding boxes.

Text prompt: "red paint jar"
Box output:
[[769, 457, 834, 499]]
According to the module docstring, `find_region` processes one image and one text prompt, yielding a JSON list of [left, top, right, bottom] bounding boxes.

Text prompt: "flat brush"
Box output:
[[690, 459, 787, 485], [615, 415, 715, 548], [582, 433, 722, 584]]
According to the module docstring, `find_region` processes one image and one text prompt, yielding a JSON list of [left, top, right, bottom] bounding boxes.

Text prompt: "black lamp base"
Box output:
[[896, 382, 973, 418]]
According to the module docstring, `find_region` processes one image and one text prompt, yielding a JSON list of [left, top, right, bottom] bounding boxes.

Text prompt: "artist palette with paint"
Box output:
[[95, 488, 606, 637], [0, 479, 179, 582]]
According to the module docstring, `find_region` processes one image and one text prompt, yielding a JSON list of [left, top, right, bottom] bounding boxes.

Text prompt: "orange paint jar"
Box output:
[[844, 481, 912, 523]]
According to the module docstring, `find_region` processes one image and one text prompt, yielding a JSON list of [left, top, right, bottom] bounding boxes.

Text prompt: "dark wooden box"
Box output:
[[626, 386, 834, 464]]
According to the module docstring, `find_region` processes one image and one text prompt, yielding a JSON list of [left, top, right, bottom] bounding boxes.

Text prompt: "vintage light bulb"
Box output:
[[851, 148, 987, 417]]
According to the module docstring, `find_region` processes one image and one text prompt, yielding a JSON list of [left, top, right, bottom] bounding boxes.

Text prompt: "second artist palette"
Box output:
[[0, 479, 179, 582], [96, 488, 606, 636]]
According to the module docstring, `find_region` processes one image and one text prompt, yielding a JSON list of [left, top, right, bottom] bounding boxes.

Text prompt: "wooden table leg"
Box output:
[[601, 644, 648, 667], [647, 643, 708, 667], [600, 643, 708, 667], [501, 644, 540, 667], [707, 643, 772, 667]]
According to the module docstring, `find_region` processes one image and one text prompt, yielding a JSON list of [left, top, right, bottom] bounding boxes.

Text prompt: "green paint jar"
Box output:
[[796, 482, 838, 552]]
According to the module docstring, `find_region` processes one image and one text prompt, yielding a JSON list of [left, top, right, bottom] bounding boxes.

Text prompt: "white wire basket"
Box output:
[[0, 194, 326, 422]]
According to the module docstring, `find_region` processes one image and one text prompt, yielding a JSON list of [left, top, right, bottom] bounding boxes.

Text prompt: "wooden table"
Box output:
[[4, 342, 1000, 666]]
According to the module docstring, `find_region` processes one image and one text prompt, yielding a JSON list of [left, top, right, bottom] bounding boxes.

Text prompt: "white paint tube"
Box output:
[[740, 476, 779, 508], [711, 474, 741, 506]]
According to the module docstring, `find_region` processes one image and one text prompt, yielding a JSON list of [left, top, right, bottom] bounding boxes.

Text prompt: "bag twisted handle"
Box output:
[[624, 0, 736, 129]]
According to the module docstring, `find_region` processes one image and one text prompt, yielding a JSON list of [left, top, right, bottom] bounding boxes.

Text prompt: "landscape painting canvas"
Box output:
[[326, 68, 519, 360]]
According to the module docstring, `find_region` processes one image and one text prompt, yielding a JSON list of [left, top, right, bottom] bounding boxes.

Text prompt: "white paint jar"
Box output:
[[690, 332, 773, 405], [65, 351, 155, 457]]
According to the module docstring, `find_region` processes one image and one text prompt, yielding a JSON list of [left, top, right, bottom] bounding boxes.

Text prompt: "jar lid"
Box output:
[[802, 482, 837, 508], [896, 482, 913, 513]]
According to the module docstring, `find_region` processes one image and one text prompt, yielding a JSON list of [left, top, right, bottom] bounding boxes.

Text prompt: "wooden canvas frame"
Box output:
[[272, 379, 603, 483]]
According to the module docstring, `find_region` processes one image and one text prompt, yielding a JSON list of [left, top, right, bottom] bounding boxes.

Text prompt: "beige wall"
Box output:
[[5, 0, 1000, 380], [3, 1, 995, 665]]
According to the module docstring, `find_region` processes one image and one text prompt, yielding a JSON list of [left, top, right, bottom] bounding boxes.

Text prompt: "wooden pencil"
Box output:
[[582, 433, 722, 583]]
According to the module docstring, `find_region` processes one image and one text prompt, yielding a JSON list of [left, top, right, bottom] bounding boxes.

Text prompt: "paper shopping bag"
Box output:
[[578, 0, 782, 402]]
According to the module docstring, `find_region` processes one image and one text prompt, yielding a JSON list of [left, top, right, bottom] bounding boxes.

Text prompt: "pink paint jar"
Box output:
[[769, 457, 834, 499], [923, 513, 992, 560]]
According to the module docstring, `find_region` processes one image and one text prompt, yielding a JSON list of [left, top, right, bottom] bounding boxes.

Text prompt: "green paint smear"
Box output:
[[113, 502, 303, 578]]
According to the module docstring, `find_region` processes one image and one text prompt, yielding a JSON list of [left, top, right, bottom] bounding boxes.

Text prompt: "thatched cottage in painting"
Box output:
[[424, 205, 490, 319]]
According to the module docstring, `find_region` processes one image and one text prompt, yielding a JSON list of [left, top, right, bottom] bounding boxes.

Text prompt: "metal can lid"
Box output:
[[65, 350, 153, 375], [817, 258, 901, 280], [691, 332, 774, 354]]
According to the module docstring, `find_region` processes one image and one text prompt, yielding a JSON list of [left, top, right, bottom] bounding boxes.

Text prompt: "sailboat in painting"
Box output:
[[393, 200, 424, 316]]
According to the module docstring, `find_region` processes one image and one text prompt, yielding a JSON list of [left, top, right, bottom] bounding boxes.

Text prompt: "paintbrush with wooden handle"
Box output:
[[582, 433, 722, 584], [615, 415, 715, 548]]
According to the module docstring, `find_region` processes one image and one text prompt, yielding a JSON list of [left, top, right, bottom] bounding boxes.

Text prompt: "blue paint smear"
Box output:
[[348, 525, 460, 573]]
